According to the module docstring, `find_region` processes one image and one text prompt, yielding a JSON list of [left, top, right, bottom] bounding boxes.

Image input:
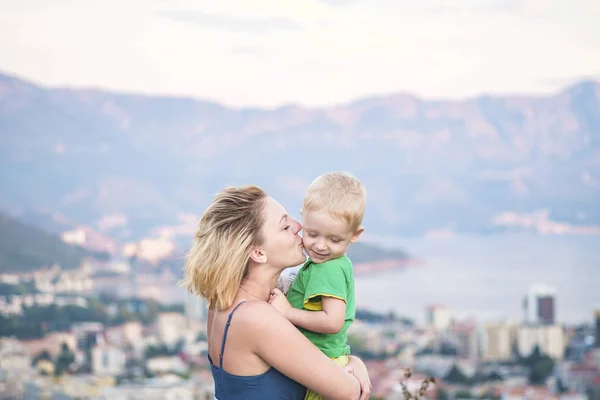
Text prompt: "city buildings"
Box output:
[[523, 284, 556, 325]]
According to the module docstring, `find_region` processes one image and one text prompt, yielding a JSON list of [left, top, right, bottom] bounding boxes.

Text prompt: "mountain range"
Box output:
[[0, 212, 109, 273], [1, 71, 599, 260]]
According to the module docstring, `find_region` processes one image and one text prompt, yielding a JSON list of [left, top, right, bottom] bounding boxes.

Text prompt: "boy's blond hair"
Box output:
[[302, 171, 366, 231]]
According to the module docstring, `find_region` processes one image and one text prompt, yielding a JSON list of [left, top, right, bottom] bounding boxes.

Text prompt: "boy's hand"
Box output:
[[269, 288, 292, 318]]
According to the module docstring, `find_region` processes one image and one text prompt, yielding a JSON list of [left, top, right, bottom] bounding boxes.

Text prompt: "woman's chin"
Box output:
[[295, 253, 307, 266]]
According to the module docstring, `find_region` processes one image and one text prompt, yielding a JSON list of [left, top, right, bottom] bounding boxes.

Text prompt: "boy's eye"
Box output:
[[331, 239, 340, 243], [306, 233, 317, 238]]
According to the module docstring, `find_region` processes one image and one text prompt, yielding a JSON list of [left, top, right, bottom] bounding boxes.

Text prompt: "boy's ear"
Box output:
[[350, 227, 364, 243], [249, 247, 268, 264]]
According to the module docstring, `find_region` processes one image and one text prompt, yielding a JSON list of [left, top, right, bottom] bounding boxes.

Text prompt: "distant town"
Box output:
[[1, 260, 599, 400]]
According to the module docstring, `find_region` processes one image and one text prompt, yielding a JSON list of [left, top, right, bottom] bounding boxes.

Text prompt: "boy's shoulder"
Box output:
[[306, 255, 353, 274], [320, 254, 352, 268]]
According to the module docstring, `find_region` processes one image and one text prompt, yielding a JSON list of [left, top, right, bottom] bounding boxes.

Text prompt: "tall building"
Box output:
[[523, 284, 556, 325], [480, 322, 513, 362], [517, 324, 565, 360], [426, 304, 452, 331], [453, 322, 480, 360]]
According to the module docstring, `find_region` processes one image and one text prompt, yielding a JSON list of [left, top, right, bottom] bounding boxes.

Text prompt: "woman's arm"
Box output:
[[345, 356, 372, 398], [242, 301, 363, 400]]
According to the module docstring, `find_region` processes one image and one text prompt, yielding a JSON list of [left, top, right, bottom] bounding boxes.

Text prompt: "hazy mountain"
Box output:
[[0, 213, 110, 273], [1, 72, 599, 245]]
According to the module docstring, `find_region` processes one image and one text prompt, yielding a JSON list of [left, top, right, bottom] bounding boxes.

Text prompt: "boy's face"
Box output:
[[301, 210, 363, 264]]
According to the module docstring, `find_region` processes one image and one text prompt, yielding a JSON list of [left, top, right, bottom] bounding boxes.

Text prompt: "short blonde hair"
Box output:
[[181, 185, 267, 310], [302, 171, 366, 231]]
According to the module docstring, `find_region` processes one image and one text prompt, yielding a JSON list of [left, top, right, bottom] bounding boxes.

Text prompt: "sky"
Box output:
[[0, 0, 599, 107]]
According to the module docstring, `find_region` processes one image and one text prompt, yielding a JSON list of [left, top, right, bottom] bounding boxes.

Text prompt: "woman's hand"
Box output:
[[345, 356, 372, 400], [268, 288, 292, 318]]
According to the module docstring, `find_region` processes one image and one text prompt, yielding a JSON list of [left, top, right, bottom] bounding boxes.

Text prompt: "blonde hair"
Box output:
[[181, 185, 268, 310], [302, 171, 366, 231]]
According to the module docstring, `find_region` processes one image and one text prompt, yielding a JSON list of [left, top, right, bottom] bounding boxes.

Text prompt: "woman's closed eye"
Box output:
[[284, 225, 291, 231]]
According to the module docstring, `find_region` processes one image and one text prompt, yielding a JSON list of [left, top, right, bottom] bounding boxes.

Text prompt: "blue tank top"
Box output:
[[208, 301, 307, 399]]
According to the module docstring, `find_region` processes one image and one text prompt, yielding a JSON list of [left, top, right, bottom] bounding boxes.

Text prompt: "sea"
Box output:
[[167, 233, 599, 326], [354, 233, 600, 326]]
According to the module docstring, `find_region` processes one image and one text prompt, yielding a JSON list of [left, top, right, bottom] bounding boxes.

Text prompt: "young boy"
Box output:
[[271, 171, 366, 400]]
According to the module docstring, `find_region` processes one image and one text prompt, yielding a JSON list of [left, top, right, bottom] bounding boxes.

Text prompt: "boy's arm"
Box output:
[[270, 258, 351, 334], [286, 296, 346, 334]]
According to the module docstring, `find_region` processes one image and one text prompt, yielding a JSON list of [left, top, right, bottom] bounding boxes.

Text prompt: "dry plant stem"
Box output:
[[398, 368, 436, 399]]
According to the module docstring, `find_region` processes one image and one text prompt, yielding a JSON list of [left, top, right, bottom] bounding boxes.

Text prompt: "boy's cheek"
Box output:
[[302, 238, 313, 248]]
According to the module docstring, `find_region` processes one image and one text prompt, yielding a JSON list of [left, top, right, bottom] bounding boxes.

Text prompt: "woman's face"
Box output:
[[259, 196, 306, 269]]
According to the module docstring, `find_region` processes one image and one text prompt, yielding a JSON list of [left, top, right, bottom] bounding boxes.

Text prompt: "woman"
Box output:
[[181, 185, 371, 400]]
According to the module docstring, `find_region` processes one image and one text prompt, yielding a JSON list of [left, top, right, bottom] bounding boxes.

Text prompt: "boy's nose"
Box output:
[[315, 240, 327, 250]]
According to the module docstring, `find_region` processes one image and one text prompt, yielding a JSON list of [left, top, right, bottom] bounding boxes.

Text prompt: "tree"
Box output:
[[54, 342, 75, 376], [521, 345, 542, 367], [439, 342, 458, 356], [556, 377, 568, 394], [529, 357, 554, 385], [455, 390, 473, 399], [144, 344, 176, 359], [444, 364, 470, 385], [520, 345, 555, 385], [32, 350, 52, 365], [487, 371, 504, 382]]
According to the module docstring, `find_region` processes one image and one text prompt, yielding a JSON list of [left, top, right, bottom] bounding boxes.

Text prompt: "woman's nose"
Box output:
[[293, 220, 302, 234]]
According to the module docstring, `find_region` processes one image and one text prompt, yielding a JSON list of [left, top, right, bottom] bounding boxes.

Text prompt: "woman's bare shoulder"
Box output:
[[234, 300, 281, 319], [232, 301, 292, 332]]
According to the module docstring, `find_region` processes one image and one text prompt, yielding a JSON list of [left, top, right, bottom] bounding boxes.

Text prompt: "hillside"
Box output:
[[1, 72, 599, 245], [346, 242, 409, 264], [0, 213, 110, 273]]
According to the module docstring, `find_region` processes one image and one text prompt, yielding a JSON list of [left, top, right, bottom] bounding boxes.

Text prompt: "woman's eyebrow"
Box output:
[[279, 214, 288, 224]]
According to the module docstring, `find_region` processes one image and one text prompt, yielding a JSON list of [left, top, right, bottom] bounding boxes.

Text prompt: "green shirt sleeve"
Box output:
[[303, 257, 351, 308]]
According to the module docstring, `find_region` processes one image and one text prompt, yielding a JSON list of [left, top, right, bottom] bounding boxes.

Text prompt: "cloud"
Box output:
[[492, 210, 600, 235], [476, 167, 532, 195], [62, 188, 89, 205], [428, 0, 556, 17], [120, 212, 198, 263], [231, 46, 271, 56], [158, 10, 302, 34], [582, 171, 598, 187], [1, 0, 598, 107], [123, 238, 175, 264], [317, 0, 358, 6], [424, 228, 455, 239], [60, 226, 117, 253], [61, 229, 86, 246], [151, 212, 198, 239], [97, 213, 128, 231]]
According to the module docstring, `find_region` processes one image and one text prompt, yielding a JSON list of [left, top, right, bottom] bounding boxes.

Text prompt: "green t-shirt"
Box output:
[[286, 255, 355, 358]]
